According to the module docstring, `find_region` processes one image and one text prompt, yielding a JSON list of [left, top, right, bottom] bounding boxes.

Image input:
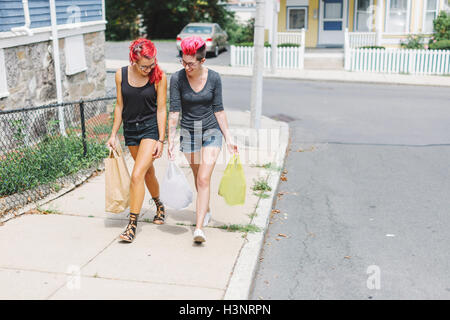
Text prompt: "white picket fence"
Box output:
[[230, 45, 305, 69], [346, 48, 450, 75]]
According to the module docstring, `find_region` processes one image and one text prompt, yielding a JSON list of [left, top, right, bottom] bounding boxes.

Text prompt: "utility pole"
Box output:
[[250, 0, 265, 129], [271, 0, 279, 74], [49, 0, 66, 135]]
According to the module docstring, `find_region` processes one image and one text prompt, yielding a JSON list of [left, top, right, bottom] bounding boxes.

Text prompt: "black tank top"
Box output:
[[121, 66, 157, 123]]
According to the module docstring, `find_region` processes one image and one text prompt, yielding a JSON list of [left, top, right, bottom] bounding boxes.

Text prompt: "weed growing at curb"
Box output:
[[216, 224, 261, 233], [250, 162, 282, 171], [252, 178, 272, 192], [252, 177, 272, 199], [36, 206, 61, 215]]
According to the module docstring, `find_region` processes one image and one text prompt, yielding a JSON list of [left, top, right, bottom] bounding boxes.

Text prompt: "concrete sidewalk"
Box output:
[[0, 111, 289, 300], [107, 59, 450, 87]]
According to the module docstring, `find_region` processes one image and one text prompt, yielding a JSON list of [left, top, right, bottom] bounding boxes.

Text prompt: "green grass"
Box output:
[[0, 134, 109, 197]]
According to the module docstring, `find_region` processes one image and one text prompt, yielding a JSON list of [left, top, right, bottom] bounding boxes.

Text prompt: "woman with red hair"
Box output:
[[107, 38, 167, 243], [168, 36, 238, 244]]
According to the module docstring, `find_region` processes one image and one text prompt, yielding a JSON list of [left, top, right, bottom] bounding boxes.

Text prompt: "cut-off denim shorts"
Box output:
[[123, 117, 159, 146], [180, 127, 223, 153]]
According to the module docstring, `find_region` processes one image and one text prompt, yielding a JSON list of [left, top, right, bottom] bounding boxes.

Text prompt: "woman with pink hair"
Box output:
[[168, 36, 238, 244], [107, 38, 167, 243]]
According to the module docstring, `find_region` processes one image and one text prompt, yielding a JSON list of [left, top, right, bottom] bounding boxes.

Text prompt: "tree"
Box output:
[[141, 0, 235, 39], [105, 0, 144, 41], [106, 0, 237, 41]]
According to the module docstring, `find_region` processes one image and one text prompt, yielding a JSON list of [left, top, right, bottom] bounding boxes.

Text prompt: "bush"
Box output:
[[431, 11, 450, 42], [401, 34, 426, 49], [429, 39, 450, 50], [227, 18, 255, 44], [360, 45, 385, 49]]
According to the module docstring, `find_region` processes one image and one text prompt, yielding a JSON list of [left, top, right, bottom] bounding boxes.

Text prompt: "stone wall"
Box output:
[[0, 31, 106, 110]]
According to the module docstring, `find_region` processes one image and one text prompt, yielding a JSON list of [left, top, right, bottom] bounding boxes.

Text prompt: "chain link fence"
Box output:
[[0, 96, 122, 219]]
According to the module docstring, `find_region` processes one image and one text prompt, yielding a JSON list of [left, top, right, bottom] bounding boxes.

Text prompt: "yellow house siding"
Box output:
[[279, 0, 287, 32], [278, 0, 319, 47], [306, 0, 319, 47], [348, 0, 355, 32]]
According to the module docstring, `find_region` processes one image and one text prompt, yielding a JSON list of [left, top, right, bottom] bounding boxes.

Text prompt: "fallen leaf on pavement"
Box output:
[[25, 209, 40, 215], [272, 209, 280, 214], [280, 175, 287, 181], [278, 233, 288, 238], [344, 256, 351, 259], [283, 169, 288, 174]]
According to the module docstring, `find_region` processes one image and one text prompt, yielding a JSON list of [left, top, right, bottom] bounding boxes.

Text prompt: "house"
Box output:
[[275, 0, 450, 48], [0, 0, 107, 110], [223, 0, 257, 24]]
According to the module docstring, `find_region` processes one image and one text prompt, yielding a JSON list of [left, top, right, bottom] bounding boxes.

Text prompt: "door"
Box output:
[[318, 0, 348, 46]]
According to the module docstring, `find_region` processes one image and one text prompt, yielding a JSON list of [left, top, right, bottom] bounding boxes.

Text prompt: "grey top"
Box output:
[[170, 68, 224, 132]]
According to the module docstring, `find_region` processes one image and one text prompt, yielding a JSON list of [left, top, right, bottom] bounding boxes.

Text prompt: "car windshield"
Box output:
[[183, 26, 213, 34]]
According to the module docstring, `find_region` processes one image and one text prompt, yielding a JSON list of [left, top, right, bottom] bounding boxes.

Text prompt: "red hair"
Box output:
[[129, 38, 163, 85], [181, 36, 206, 56]]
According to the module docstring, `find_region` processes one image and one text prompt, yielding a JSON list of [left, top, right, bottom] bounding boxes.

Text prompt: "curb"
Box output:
[[223, 120, 290, 300]]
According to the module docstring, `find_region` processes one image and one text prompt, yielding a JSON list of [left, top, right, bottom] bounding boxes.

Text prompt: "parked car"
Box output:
[[176, 22, 228, 57]]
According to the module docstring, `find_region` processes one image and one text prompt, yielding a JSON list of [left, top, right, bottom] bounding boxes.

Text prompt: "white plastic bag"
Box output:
[[160, 161, 193, 210]]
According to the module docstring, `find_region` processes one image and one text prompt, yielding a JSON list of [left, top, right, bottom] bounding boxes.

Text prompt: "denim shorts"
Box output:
[[123, 118, 159, 146], [180, 127, 223, 153]]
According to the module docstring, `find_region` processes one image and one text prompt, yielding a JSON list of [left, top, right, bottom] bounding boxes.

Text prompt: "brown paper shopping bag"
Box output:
[[104, 141, 131, 213]]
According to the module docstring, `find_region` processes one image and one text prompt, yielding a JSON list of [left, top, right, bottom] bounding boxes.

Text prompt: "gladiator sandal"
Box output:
[[119, 213, 139, 242], [152, 197, 166, 225]]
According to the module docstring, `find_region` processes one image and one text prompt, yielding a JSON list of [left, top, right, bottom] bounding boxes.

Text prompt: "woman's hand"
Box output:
[[226, 141, 238, 155], [153, 141, 164, 159], [106, 135, 117, 152], [168, 141, 175, 161]]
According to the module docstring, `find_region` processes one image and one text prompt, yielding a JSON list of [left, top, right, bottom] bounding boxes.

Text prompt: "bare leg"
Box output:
[[128, 145, 160, 198], [128, 139, 157, 213], [184, 152, 211, 213], [194, 146, 221, 230]]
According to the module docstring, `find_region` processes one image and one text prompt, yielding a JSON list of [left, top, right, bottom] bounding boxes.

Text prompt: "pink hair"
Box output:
[[181, 36, 206, 56], [129, 38, 163, 85]]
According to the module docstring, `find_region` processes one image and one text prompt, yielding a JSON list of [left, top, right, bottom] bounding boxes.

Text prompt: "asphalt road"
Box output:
[[106, 73, 450, 299]]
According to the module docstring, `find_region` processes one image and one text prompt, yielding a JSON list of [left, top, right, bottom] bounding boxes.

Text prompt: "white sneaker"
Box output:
[[203, 211, 211, 227], [193, 229, 206, 243]]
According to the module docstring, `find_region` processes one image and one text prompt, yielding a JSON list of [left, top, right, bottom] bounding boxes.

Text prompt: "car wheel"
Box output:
[[214, 46, 219, 57]]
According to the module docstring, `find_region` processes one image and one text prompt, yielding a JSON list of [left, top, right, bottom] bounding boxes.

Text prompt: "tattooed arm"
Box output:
[[168, 111, 180, 160]]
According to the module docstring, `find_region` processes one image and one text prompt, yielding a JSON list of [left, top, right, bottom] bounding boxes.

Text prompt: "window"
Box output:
[[423, 0, 439, 33], [385, 0, 410, 33], [182, 26, 213, 34], [355, 0, 374, 31], [0, 49, 8, 98], [287, 7, 308, 30]]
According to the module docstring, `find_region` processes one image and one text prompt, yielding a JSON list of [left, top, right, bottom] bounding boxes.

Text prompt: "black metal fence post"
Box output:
[[79, 101, 87, 157]]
